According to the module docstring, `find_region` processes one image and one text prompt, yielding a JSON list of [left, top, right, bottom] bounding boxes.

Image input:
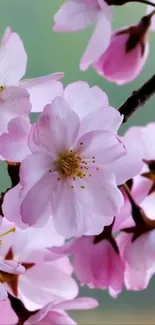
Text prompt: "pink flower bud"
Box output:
[[93, 13, 154, 84]]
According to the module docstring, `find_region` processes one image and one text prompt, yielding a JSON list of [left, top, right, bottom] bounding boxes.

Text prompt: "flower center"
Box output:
[[56, 151, 82, 178], [54, 146, 99, 189]]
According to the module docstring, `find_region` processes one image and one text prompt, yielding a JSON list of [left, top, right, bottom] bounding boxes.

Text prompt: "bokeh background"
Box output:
[[0, 0, 155, 324]]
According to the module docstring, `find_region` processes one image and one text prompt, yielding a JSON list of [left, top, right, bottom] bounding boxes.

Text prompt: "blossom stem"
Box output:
[[118, 74, 155, 123], [128, 0, 155, 7], [8, 293, 37, 325], [106, 0, 155, 6]]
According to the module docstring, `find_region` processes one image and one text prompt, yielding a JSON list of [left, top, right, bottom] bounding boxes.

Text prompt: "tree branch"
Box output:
[[118, 74, 155, 123], [8, 294, 37, 325]]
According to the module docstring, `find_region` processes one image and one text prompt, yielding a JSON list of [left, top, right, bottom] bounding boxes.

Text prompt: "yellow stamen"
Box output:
[[0, 227, 16, 239]]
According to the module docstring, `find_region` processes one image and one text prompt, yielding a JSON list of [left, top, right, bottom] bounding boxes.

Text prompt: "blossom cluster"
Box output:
[[0, 0, 155, 324], [54, 0, 155, 83]]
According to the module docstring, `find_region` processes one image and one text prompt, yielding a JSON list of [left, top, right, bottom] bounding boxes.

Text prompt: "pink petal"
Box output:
[[107, 134, 143, 185], [20, 152, 52, 189], [25, 308, 76, 325], [64, 81, 109, 120], [21, 172, 53, 226], [125, 264, 153, 291], [19, 261, 78, 311], [124, 230, 155, 271], [20, 74, 64, 112], [0, 260, 25, 274], [126, 123, 155, 160], [1, 27, 12, 45], [53, 0, 99, 32], [80, 11, 111, 70], [0, 86, 31, 134], [52, 167, 123, 237], [32, 98, 80, 157], [0, 117, 31, 162], [0, 300, 18, 323], [55, 297, 99, 310], [2, 185, 27, 229], [80, 106, 123, 136], [75, 166, 124, 216], [0, 283, 8, 302], [94, 30, 149, 84], [0, 29, 27, 86], [25, 218, 64, 249], [75, 130, 126, 164], [52, 180, 87, 237]]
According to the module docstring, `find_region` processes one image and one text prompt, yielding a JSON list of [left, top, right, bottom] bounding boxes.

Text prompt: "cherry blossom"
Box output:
[[0, 27, 64, 112], [53, 0, 112, 70], [0, 218, 78, 311], [49, 234, 124, 298], [93, 12, 153, 84], [18, 96, 126, 237]]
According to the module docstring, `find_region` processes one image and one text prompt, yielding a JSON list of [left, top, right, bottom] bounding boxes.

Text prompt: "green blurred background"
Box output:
[[0, 0, 155, 323]]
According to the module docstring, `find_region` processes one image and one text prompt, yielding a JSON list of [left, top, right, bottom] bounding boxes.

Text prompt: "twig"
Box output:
[[8, 294, 37, 325], [106, 0, 155, 6], [118, 74, 155, 123]]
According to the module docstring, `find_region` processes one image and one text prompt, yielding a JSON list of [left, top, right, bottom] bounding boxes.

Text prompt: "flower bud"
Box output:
[[93, 12, 154, 84]]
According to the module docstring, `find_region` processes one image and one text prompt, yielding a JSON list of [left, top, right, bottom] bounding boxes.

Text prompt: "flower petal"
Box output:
[[52, 181, 87, 237], [80, 11, 111, 70], [0, 86, 31, 134], [0, 283, 8, 301], [107, 134, 143, 185], [19, 261, 78, 310], [21, 172, 53, 226], [0, 117, 31, 162], [80, 106, 123, 136], [55, 297, 99, 310], [0, 28, 27, 86], [64, 81, 109, 120], [34, 97, 80, 157], [53, 0, 99, 32], [75, 130, 126, 165], [124, 230, 155, 271], [20, 74, 64, 112], [75, 166, 124, 216]]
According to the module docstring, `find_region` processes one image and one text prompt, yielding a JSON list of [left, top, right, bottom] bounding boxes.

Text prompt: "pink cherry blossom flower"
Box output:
[[19, 96, 126, 237], [0, 27, 64, 112], [53, 0, 112, 70], [49, 235, 124, 298], [93, 13, 153, 84], [25, 297, 99, 325], [0, 218, 78, 311]]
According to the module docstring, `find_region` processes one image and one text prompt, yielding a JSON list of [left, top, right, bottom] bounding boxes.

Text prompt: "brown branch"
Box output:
[[118, 74, 155, 123], [8, 294, 38, 325], [105, 0, 155, 7]]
